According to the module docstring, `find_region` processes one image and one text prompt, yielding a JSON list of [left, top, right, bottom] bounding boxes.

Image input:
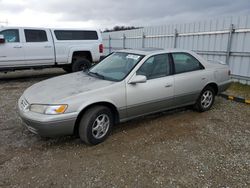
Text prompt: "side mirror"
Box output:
[[128, 75, 147, 84], [0, 35, 5, 44]]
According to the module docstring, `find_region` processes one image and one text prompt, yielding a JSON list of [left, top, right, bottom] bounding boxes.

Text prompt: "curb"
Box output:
[[219, 93, 250, 105]]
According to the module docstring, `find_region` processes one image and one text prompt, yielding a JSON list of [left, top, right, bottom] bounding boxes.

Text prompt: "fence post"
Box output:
[[108, 34, 111, 54], [142, 32, 146, 48], [123, 33, 126, 49], [226, 24, 234, 65], [173, 29, 178, 48]]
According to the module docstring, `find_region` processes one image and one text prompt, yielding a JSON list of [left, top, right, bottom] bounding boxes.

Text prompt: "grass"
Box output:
[[225, 82, 250, 99]]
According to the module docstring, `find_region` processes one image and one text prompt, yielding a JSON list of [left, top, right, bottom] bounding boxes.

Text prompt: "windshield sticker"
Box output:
[[126, 54, 140, 60]]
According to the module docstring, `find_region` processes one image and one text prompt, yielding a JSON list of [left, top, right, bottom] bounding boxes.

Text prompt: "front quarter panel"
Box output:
[[59, 80, 127, 120]]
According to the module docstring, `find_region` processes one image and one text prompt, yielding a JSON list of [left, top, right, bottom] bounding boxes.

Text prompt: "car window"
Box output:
[[89, 52, 144, 81], [0, 29, 20, 42], [137, 54, 170, 79], [54, 30, 98, 40], [172, 53, 203, 74], [24, 29, 48, 42]]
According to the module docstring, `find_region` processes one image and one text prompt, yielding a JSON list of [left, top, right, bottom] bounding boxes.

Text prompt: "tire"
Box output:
[[195, 86, 215, 112], [72, 58, 91, 72], [78, 106, 113, 145], [62, 66, 72, 73]]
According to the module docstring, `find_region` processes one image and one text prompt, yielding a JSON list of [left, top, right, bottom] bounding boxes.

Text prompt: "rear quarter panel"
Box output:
[[189, 51, 231, 93], [51, 29, 102, 64], [204, 62, 231, 93]]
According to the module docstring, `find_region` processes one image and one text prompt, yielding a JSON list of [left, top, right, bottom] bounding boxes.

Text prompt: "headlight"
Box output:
[[30, 104, 68, 115]]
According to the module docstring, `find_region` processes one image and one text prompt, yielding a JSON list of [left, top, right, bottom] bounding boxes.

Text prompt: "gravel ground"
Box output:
[[0, 69, 249, 188]]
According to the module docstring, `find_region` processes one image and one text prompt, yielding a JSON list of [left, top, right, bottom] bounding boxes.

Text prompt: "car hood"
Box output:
[[23, 72, 115, 104]]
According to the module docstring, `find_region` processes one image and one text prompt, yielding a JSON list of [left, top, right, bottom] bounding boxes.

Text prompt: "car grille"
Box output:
[[20, 98, 29, 111]]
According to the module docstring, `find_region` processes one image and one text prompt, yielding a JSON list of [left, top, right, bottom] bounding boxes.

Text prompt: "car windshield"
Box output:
[[88, 52, 144, 81]]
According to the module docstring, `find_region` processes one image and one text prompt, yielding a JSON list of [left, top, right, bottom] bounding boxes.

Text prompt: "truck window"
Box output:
[[24, 29, 48, 42], [54, 30, 98, 40], [0, 29, 20, 42]]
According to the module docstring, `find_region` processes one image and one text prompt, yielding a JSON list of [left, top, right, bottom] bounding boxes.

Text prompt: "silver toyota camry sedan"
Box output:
[[18, 49, 231, 145]]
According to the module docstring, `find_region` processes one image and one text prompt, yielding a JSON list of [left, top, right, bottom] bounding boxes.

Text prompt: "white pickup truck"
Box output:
[[0, 27, 103, 72]]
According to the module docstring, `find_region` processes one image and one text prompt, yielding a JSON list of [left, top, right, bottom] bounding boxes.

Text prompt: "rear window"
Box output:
[[172, 53, 204, 74], [54, 30, 98, 40], [24, 29, 48, 42]]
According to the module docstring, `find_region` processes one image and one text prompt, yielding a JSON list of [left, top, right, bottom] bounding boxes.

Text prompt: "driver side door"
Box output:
[[0, 29, 25, 68], [126, 53, 174, 118]]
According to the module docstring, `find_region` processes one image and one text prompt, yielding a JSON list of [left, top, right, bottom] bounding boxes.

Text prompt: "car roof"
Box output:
[[118, 48, 194, 56]]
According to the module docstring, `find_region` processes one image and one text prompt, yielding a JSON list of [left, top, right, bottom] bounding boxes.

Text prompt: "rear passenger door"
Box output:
[[23, 29, 55, 65], [171, 52, 207, 106]]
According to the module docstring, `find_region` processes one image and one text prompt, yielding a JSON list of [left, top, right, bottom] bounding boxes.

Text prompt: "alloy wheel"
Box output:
[[92, 114, 110, 139], [201, 90, 213, 109]]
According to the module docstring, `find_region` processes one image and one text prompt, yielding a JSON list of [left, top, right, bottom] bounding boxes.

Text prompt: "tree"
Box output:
[[103, 26, 142, 32]]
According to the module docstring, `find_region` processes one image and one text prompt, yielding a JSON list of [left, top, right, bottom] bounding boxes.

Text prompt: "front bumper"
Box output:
[[18, 97, 78, 137]]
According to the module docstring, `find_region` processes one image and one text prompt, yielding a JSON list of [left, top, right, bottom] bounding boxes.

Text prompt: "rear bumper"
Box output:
[[218, 80, 232, 93]]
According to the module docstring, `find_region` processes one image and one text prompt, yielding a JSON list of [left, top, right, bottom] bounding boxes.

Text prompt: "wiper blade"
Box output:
[[88, 71, 105, 79], [88, 71, 119, 82]]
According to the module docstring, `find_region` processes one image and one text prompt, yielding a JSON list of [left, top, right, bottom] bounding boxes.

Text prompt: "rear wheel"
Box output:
[[72, 58, 91, 72], [78, 106, 113, 145], [195, 86, 215, 112]]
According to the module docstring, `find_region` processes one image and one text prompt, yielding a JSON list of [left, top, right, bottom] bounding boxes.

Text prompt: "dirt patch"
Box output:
[[0, 69, 249, 187]]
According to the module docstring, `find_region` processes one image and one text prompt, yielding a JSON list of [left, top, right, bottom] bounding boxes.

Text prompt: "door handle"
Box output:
[[13, 46, 22, 48], [201, 77, 206, 80], [165, 84, 173, 88], [44, 45, 52, 48]]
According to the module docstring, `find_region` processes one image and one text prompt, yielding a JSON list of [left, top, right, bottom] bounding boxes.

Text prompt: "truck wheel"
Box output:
[[195, 86, 215, 112], [62, 66, 72, 73], [72, 59, 91, 72], [78, 106, 113, 145]]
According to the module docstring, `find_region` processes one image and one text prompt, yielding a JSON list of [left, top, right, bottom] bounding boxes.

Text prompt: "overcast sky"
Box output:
[[0, 0, 249, 29]]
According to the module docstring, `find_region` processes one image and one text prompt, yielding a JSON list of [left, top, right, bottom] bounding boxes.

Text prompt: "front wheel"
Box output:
[[195, 86, 215, 112], [78, 106, 113, 145]]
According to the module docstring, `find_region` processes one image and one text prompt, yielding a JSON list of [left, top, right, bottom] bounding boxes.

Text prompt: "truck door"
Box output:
[[23, 29, 55, 65], [0, 28, 25, 68]]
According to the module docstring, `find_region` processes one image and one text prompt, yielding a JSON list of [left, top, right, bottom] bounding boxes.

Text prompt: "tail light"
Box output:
[[99, 44, 103, 53]]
